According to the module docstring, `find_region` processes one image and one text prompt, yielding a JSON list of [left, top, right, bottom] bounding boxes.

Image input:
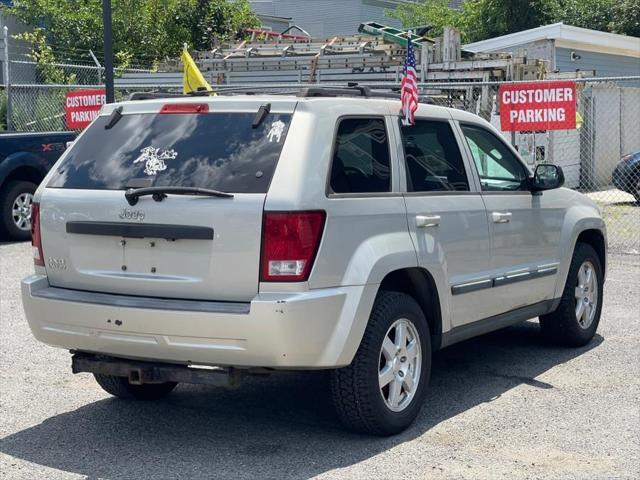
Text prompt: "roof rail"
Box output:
[[128, 92, 185, 101], [297, 84, 403, 100], [128, 88, 217, 101]]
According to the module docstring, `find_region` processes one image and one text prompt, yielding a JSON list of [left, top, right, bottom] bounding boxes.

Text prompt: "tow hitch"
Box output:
[[71, 353, 249, 388]]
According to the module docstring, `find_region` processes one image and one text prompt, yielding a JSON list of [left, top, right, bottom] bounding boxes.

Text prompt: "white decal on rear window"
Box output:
[[134, 146, 178, 176], [267, 120, 285, 143]]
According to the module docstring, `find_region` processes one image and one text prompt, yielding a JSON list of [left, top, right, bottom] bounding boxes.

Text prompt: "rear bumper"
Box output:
[[21, 275, 376, 369]]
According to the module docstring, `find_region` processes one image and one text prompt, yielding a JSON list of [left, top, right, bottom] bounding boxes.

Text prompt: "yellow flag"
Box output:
[[181, 47, 213, 95], [576, 111, 584, 129]]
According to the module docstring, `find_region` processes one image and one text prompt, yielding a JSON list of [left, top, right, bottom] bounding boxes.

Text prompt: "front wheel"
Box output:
[[539, 243, 603, 346], [330, 291, 431, 436]]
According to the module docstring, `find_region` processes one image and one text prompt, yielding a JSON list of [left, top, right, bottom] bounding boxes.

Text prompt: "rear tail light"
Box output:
[[31, 202, 44, 266], [260, 211, 326, 282]]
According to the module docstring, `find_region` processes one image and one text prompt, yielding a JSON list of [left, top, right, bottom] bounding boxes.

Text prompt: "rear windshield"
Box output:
[[48, 111, 292, 193]]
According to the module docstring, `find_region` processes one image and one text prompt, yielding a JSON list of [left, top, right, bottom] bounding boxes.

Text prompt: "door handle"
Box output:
[[492, 211, 512, 223], [416, 215, 441, 228]]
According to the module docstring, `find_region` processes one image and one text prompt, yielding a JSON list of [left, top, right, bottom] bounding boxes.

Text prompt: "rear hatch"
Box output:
[[40, 98, 296, 302]]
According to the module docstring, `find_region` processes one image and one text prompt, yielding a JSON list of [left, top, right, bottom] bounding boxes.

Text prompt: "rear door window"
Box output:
[[400, 120, 470, 192], [329, 117, 391, 194], [48, 112, 292, 193]]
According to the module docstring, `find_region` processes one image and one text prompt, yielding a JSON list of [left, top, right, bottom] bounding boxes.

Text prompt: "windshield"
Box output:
[[48, 111, 292, 193]]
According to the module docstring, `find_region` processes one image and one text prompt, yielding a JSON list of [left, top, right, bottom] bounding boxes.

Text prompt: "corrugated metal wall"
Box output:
[[250, 0, 402, 37], [555, 48, 640, 78]]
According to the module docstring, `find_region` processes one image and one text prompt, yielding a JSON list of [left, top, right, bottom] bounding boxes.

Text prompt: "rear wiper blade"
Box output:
[[252, 102, 271, 128], [125, 186, 233, 206], [104, 106, 123, 130]]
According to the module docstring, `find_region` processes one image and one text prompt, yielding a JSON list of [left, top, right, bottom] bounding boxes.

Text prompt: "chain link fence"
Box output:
[[8, 60, 105, 86], [2, 74, 638, 253], [413, 78, 640, 254]]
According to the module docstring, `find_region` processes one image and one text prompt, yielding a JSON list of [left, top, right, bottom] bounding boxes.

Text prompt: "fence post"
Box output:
[[3, 25, 12, 131], [89, 49, 103, 85]]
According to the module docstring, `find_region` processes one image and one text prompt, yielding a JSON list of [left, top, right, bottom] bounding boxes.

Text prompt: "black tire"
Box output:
[[539, 243, 603, 347], [93, 373, 177, 400], [330, 291, 431, 436], [0, 180, 37, 241]]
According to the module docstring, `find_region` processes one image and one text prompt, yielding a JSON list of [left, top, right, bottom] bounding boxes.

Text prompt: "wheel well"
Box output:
[[576, 229, 606, 279], [1, 166, 43, 192], [379, 267, 443, 350]]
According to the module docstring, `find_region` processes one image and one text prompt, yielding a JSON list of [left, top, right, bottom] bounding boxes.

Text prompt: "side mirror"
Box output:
[[531, 164, 564, 192]]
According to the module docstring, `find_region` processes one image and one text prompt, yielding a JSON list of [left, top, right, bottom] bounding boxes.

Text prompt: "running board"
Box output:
[[440, 299, 560, 348]]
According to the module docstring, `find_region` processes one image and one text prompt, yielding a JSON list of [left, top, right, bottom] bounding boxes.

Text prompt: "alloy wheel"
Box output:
[[11, 192, 33, 232], [575, 260, 598, 329], [378, 318, 422, 412]]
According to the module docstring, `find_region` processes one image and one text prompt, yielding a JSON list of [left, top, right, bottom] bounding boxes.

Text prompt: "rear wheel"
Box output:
[[0, 180, 37, 241], [539, 243, 603, 346], [330, 291, 431, 436], [93, 373, 177, 400]]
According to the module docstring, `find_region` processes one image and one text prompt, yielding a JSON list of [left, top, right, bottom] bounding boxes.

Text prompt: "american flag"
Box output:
[[400, 34, 418, 126]]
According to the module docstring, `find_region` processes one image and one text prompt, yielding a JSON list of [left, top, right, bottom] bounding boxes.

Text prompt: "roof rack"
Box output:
[[127, 84, 434, 104]]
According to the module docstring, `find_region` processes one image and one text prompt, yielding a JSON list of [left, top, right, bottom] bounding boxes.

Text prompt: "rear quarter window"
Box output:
[[48, 112, 292, 193]]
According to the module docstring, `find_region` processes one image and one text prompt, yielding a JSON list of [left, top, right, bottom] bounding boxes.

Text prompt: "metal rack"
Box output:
[[127, 26, 547, 88]]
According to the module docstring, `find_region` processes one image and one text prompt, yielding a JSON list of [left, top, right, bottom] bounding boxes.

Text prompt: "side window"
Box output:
[[400, 120, 469, 192], [461, 124, 529, 191], [330, 117, 391, 194]]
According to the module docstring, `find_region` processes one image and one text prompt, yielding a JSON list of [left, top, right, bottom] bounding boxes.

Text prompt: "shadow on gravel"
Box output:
[[0, 321, 603, 480]]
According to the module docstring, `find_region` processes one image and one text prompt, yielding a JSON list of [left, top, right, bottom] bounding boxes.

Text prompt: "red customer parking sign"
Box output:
[[65, 89, 107, 129], [499, 81, 576, 131]]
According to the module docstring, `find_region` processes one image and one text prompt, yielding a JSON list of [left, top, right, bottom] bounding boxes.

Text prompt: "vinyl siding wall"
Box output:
[[555, 47, 640, 77], [250, 0, 402, 37], [468, 39, 556, 68]]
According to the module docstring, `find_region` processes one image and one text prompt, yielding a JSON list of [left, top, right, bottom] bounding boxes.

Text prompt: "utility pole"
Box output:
[[102, 0, 115, 103], [3, 26, 12, 130]]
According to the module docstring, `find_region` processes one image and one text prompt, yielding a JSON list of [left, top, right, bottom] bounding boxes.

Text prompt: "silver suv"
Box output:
[[22, 88, 606, 435]]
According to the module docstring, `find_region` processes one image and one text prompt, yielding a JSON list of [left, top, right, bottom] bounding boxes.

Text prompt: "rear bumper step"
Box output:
[[32, 286, 250, 314], [72, 353, 246, 387]]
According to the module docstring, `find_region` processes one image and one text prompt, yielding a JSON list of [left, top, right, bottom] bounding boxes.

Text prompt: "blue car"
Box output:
[[612, 151, 640, 203]]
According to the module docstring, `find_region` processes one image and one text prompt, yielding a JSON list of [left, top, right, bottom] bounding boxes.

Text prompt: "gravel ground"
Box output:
[[585, 190, 639, 255], [1, 241, 638, 480]]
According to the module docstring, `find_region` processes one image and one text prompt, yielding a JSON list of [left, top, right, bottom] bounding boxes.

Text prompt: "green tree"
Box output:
[[610, 0, 640, 37], [551, 0, 640, 37], [461, 0, 555, 42], [550, 0, 614, 32], [4, 0, 259, 66], [387, 0, 464, 38], [13, 28, 77, 84], [388, 0, 555, 42], [388, 0, 640, 43]]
